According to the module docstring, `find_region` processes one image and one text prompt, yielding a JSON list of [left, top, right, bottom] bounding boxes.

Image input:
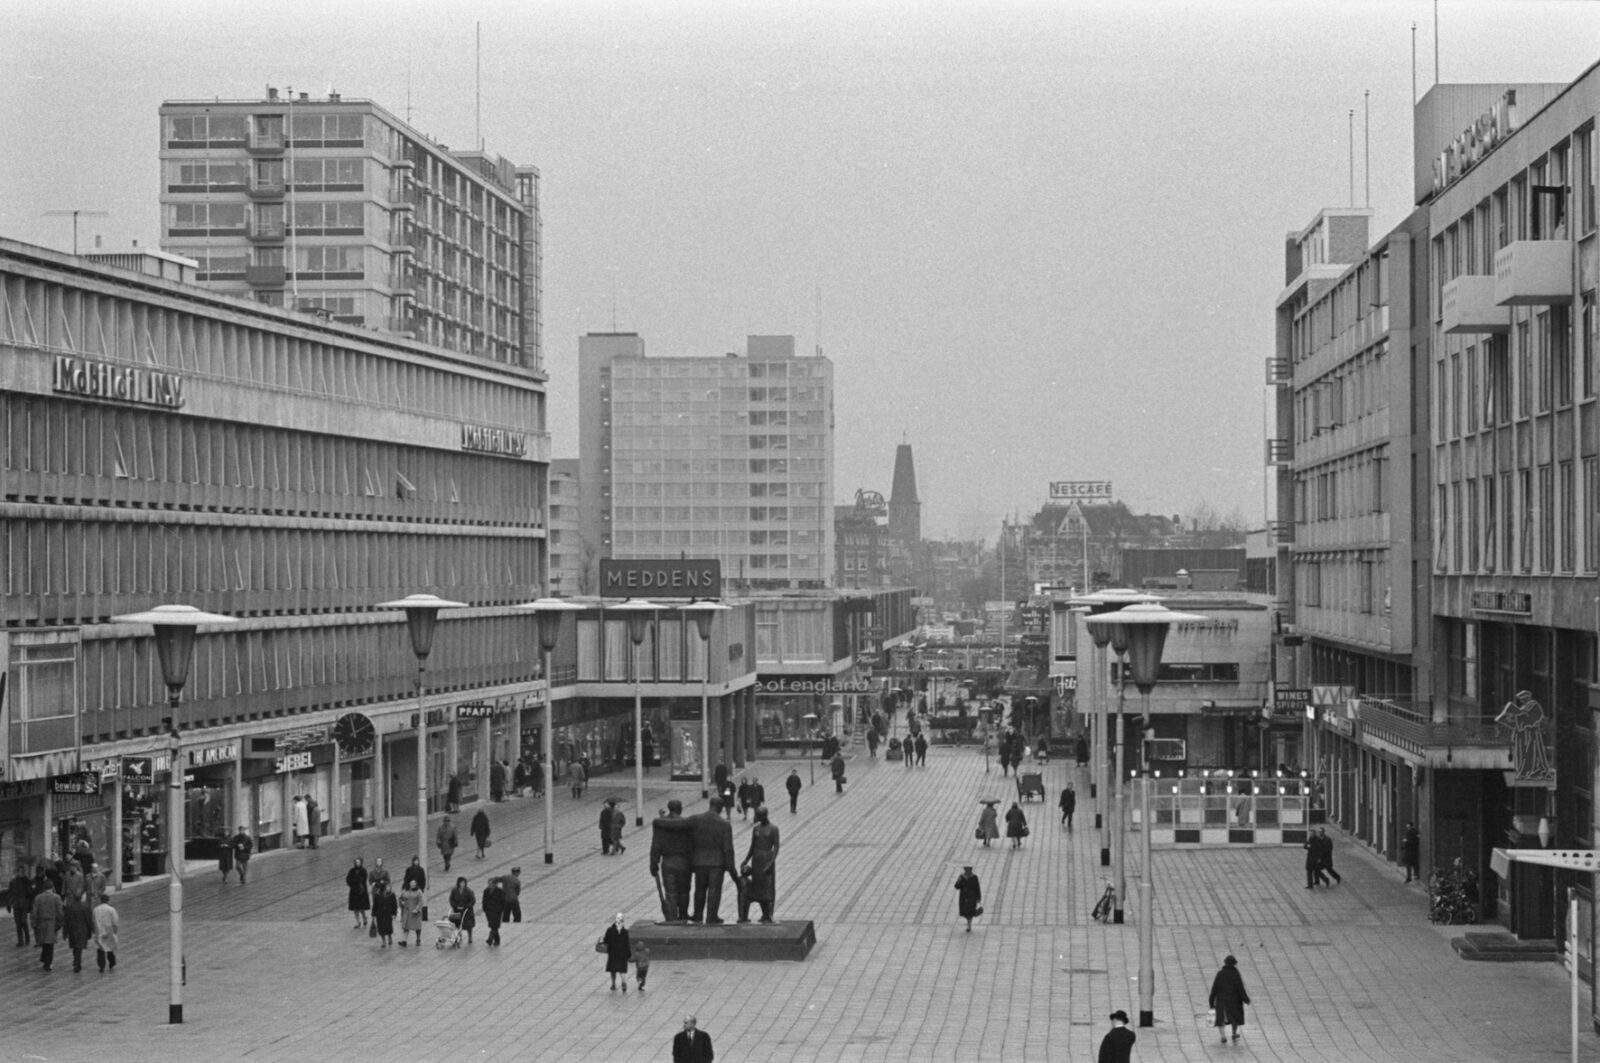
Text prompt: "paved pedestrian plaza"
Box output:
[[4, 739, 1594, 1062]]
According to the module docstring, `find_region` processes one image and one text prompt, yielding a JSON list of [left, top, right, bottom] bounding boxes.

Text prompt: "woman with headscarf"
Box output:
[[398, 876, 425, 948], [345, 857, 370, 928], [1004, 801, 1029, 849], [954, 865, 983, 932], [976, 802, 1000, 847], [370, 880, 398, 949], [603, 912, 632, 992], [1208, 954, 1251, 1044], [449, 876, 477, 945]]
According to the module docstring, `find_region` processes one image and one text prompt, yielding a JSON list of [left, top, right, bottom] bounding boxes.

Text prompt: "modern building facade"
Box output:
[[0, 236, 552, 888], [158, 89, 541, 370], [577, 332, 835, 593]]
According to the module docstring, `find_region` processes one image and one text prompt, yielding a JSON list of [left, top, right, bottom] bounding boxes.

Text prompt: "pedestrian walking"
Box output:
[[305, 795, 320, 848], [9, 864, 34, 946], [62, 892, 93, 972], [91, 894, 118, 972], [904, 733, 916, 769], [401, 854, 427, 893], [448, 876, 477, 945], [610, 801, 628, 855], [481, 877, 506, 947], [398, 879, 424, 947], [292, 794, 311, 848], [1208, 954, 1251, 1043], [1005, 801, 1029, 849], [1401, 822, 1421, 883], [603, 912, 632, 991], [371, 881, 398, 948], [718, 775, 737, 817], [1075, 733, 1090, 769], [736, 777, 753, 818], [601, 798, 620, 855], [954, 865, 983, 931], [1098, 1010, 1136, 1063], [470, 807, 492, 859], [568, 759, 586, 798], [866, 728, 879, 758], [976, 801, 1000, 847], [1060, 785, 1077, 829], [446, 773, 462, 813], [750, 776, 766, 812], [673, 1014, 714, 1063], [1316, 827, 1342, 884], [230, 825, 253, 884], [346, 857, 371, 928], [436, 815, 459, 872], [490, 759, 507, 803], [368, 856, 392, 894], [503, 866, 523, 922], [914, 732, 928, 766], [786, 769, 802, 814], [30, 880, 62, 971], [61, 859, 85, 903], [831, 751, 847, 794], [1304, 832, 1328, 889], [217, 835, 234, 883], [632, 942, 651, 992]]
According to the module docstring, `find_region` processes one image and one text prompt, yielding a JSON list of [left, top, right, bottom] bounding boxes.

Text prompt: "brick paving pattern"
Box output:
[[3, 736, 1593, 1062]]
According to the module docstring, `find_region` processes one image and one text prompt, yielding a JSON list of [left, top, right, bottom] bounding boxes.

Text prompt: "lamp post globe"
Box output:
[[111, 604, 238, 1026], [514, 598, 583, 863]]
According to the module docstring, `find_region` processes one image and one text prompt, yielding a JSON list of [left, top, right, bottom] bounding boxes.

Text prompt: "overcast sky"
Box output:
[[4, 0, 1598, 538]]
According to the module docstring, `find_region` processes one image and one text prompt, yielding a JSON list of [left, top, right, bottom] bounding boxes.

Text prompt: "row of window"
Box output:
[[1293, 449, 1388, 524], [612, 479, 820, 498], [611, 409, 827, 427], [0, 267, 539, 413], [1435, 302, 1597, 442], [614, 360, 827, 380], [613, 386, 829, 404], [1434, 459, 1598, 575], [166, 112, 369, 148], [1294, 553, 1389, 615], [1, 398, 544, 524], [1292, 249, 1390, 358], [612, 506, 827, 523], [1295, 346, 1389, 441], [1, 518, 540, 624]]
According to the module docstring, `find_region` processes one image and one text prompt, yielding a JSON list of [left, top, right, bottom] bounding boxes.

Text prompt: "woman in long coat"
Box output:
[[743, 808, 780, 923], [469, 808, 491, 859], [954, 866, 982, 932], [1208, 954, 1251, 1043], [370, 881, 398, 948], [346, 858, 370, 928], [976, 802, 1000, 847], [449, 876, 477, 945], [398, 881, 425, 947], [1004, 801, 1029, 849], [603, 912, 632, 992]]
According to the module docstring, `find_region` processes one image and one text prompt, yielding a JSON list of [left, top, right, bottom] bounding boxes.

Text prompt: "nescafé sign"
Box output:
[[601, 559, 721, 599]]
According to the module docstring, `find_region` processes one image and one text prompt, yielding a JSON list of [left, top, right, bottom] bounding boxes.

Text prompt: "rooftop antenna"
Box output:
[[43, 209, 109, 256], [1410, 22, 1417, 102], [1348, 109, 1355, 208], [1434, 0, 1440, 85], [1364, 90, 1370, 207], [406, 50, 413, 123], [476, 21, 482, 150], [814, 285, 823, 358]]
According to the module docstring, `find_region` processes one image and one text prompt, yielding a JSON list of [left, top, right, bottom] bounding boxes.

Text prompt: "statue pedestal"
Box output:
[[631, 919, 816, 961]]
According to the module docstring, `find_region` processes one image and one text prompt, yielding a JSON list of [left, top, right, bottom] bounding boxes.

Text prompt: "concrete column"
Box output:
[[230, 758, 244, 845], [280, 776, 293, 850], [708, 694, 724, 780], [329, 742, 341, 838], [371, 728, 384, 829], [109, 777, 123, 891], [446, 717, 459, 809]]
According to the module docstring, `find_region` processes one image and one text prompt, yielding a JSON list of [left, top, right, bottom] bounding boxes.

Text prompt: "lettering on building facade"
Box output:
[[460, 424, 527, 458], [54, 355, 186, 409], [1049, 481, 1113, 499], [600, 558, 722, 598]]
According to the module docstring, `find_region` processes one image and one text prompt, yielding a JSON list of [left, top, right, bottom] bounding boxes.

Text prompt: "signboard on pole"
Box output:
[[600, 558, 722, 599]]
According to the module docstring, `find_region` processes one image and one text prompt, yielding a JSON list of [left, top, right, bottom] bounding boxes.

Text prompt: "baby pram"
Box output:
[[434, 910, 465, 949]]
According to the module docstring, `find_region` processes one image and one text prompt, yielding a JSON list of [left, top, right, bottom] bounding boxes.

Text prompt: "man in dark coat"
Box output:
[[1208, 954, 1251, 1043], [30, 881, 62, 971], [8, 866, 34, 946], [1401, 823, 1421, 883], [229, 825, 254, 884], [1315, 827, 1342, 884], [866, 728, 879, 758], [490, 759, 507, 803], [954, 865, 982, 932], [305, 795, 320, 848], [914, 732, 929, 766], [61, 892, 94, 973], [1304, 832, 1328, 888], [650, 800, 695, 921], [785, 769, 802, 814], [1060, 785, 1077, 830], [600, 799, 619, 855], [688, 798, 736, 924], [480, 878, 507, 947], [830, 752, 847, 794], [1097, 1010, 1136, 1063], [673, 1015, 714, 1063]]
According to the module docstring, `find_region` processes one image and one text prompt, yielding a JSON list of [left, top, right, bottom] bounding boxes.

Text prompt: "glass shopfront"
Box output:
[[552, 699, 675, 780]]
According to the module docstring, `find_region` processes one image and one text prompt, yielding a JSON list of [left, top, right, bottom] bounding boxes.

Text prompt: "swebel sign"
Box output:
[[601, 558, 722, 599]]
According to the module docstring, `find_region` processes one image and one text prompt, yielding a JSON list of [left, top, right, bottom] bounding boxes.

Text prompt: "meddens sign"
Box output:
[[1049, 481, 1112, 499], [601, 558, 721, 598], [54, 355, 185, 409]]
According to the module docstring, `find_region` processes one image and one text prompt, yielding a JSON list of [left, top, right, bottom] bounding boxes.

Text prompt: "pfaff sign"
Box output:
[[54, 356, 185, 409], [601, 558, 721, 598], [1049, 481, 1112, 500]]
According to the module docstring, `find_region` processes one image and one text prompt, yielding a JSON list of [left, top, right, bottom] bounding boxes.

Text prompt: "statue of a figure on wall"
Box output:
[[1495, 690, 1555, 787]]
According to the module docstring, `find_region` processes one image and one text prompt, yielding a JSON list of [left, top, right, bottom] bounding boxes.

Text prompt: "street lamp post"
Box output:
[[377, 595, 467, 883], [612, 600, 659, 826], [1086, 601, 1206, 1029], [515, 598, 582, 864], [683, 601, 731, 799], [802, 712, 819, 785], [110, 605, 238, 1025]]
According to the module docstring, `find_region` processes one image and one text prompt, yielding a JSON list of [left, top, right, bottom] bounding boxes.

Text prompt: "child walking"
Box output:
[[633, 943, 651, 992]]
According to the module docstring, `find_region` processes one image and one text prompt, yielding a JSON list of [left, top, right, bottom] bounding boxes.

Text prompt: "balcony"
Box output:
[[1354, 697, 1511, 768], [247, 176, 285, 200], [1442, 275, 1509, 334], [248, 219, 286, 243], [1494, 240, 1573, 307], [247, 130, 285, 154], [245, 264, 286, 287]]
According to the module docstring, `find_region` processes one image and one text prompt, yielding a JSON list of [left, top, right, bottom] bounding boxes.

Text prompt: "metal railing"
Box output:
[[1355, 696, 1504, 756]]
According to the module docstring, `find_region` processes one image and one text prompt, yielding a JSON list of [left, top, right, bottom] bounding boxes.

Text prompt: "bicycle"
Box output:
[[1091, 882, 1115, 923]]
